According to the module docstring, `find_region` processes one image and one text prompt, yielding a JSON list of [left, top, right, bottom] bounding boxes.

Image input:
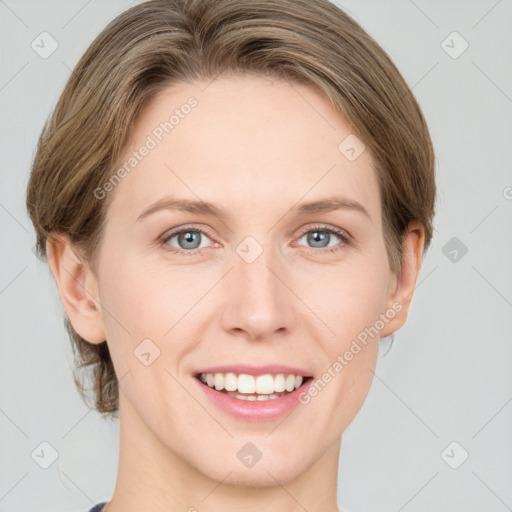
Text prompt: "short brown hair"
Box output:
[[26, 0, 436, 417]]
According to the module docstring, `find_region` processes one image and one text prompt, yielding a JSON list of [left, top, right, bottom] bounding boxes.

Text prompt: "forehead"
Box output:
[[105, 74, 380, 226]]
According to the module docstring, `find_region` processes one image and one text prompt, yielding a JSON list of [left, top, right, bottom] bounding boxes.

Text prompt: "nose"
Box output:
[[220, 243, 296, 342]]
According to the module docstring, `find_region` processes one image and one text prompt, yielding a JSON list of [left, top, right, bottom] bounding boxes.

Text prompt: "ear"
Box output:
[[379, 221, 425, 338], [46, 233, 106, 344]]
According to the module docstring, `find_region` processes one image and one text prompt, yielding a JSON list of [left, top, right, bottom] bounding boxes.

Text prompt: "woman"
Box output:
[[26, 0, 436, 510]]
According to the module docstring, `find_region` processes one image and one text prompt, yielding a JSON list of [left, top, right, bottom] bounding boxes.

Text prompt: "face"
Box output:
[[80, 74, 410, 486]]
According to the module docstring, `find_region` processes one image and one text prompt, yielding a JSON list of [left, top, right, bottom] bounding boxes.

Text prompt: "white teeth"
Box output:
[[228, 392, 282, 401], [274, 374, 286, 392], [255, 374, 274, 394], [285, 374, 295, 392], [214, 373, 224, 391], [237, 374, 255, 394], [199, 372, 307, 396], [224, 372, 237, 391]]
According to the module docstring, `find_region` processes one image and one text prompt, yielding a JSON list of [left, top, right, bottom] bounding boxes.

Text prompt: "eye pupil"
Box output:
[[308, 230, 329, 248], [179, 230, 201, 249]]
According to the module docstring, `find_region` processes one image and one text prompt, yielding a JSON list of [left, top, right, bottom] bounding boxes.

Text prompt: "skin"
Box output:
[[47, 74, 425, 512]]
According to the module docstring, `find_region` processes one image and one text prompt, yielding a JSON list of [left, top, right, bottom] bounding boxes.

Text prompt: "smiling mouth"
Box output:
[[195, 372, 313, 401]]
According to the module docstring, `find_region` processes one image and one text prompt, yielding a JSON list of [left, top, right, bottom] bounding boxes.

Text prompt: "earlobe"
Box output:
[[46, 233, 106, 344], [379, 222, 425, 338]]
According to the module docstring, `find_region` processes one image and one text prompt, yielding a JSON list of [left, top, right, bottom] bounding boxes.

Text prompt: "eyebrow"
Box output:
[[136, 195, 371, 222]]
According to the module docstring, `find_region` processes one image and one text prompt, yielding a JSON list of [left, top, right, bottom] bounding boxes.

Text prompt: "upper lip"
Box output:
[[194, 364, 313, 377]]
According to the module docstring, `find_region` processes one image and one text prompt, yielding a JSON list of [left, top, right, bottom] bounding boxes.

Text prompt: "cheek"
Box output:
[[296, 254, 388, 416], [96, 257, 214, 395], [99, 257, 190, 336], [95, 264, 195, 415], [297, 256, 391, 349], [95, 260, 171, 373]]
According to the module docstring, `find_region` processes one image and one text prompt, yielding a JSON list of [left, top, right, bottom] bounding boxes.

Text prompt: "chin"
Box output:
[[195, 447, 312, 488], [211, 465, 303, 488]]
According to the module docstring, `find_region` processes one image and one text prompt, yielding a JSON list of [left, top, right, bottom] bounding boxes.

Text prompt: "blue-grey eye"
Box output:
[[298, 229, 342, 249], [165, 229, 210, 251]]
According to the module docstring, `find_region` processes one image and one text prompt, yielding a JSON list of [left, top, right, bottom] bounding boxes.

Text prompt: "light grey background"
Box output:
[[1, 1, 511, 511]]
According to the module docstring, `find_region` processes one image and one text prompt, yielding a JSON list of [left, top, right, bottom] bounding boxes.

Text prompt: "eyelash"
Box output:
[[159, 224, 351, 256]]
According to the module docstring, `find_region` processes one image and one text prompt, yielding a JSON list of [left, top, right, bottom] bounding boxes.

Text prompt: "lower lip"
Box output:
[[194, 376, 313, 421]]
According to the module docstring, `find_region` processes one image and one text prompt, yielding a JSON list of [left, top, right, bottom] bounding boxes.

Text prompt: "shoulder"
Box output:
[[87, 503, 108, 512]]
